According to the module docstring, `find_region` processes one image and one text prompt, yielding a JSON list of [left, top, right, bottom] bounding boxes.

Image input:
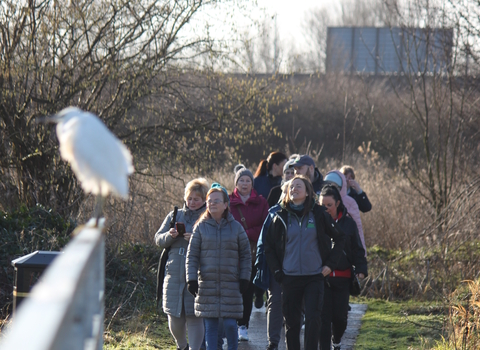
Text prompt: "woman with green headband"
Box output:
[[186, 183, 251, 350]]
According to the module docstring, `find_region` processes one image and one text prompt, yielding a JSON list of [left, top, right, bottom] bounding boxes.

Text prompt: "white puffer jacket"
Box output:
[[155, 204, 206, 317]]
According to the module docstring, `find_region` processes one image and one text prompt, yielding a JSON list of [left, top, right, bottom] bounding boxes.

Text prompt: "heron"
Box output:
[[41, 107, 134, 227]]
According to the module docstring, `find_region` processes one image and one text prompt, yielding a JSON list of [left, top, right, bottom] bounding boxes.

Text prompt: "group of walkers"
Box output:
[[154, 152, 371, 350]]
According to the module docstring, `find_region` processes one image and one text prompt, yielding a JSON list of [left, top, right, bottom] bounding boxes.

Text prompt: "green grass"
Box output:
[[103, 298, 445, 350], [104, 309, 176, 350], [354, 298, 445, 350]]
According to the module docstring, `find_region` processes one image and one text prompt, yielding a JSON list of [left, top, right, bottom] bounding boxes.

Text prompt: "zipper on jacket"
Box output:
[[217, 222, 221, 317], [288, 211, 306, 275]]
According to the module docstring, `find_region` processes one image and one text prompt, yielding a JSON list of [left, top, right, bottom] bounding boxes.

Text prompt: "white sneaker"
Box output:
[[238, 325, 249, 341]]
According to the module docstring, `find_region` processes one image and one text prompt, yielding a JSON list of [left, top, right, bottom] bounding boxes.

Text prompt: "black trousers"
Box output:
[[282, 274, 324, 350], [238, 267, 256, 328], [319, 277, 350, 349]]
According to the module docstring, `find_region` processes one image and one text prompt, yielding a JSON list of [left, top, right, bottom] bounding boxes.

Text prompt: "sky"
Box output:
[[255, 0, 332, 49], [193, 0, 335, 49], [188, 0, 340, 72]]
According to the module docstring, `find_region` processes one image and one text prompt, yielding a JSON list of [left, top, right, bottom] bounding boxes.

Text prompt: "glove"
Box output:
[[239, 279, 250, 294], [187, 280, 198, 297], [274, 270, 284, 283]]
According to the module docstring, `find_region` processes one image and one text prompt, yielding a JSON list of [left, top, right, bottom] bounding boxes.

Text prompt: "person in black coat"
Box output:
[[265, 176, 346, 350], [340, 165, 372, 213], [253, 152, 288, 199], [319, 184, 368, 350], [289, 155, 325, 195], [266, 158, 295, 207]]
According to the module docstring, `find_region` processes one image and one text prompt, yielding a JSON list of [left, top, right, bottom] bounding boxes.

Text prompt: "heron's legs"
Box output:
[[94, 195, 105, 228]]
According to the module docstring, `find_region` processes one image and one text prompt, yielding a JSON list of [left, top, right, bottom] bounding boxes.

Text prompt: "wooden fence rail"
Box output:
[[0, 227, 105, 350]]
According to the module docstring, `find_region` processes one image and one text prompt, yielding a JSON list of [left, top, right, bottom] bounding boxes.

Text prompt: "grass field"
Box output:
[[104, 309, 175, 350], [103, 298, 445, 349], [354, 298, 445, 349]]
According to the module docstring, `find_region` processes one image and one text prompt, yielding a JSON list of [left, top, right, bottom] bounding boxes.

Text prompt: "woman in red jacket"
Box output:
[[229, 164, 269, 342]]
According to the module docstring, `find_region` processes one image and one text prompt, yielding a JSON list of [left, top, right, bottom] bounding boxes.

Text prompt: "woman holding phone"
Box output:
[[155, 178, 209, 350]]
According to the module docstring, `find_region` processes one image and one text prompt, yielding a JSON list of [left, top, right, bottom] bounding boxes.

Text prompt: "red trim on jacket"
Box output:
[[329, 269, 352, 278]]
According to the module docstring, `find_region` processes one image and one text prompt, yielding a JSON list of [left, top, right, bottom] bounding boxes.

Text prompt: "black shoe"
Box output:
[[254, 295, 264, 309], [332, 342, 341, 350], [177, 344, 188, 350], [266, 343, 278, 350]]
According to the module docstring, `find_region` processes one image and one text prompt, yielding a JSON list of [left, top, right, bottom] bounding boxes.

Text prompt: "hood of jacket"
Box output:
[[325, 170, 347, 197], [183, 202, 207, 222], [229, 188, 264, 206], [336, 205, 349, 220], [313, 168, 324, 184], [325, 170, 366, 255]]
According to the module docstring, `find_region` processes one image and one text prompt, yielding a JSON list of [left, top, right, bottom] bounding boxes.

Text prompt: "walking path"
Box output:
[[236, 303, 368, 350]]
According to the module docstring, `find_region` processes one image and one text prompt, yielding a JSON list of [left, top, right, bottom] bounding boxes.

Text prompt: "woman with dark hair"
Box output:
[[324, 170, 366, 255], [319, 184, 368, 350], [186, 183, 251, 350], [266, 158, 296, 207], [264, 175, 346, 350], [253, 152, 288, 200]]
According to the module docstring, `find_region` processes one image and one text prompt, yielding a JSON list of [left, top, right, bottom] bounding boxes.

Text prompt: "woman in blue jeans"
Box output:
[[186, 184, 252, 350]]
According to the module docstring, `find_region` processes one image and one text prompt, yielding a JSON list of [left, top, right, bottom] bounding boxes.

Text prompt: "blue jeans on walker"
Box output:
[[204, 318, 238, 350]]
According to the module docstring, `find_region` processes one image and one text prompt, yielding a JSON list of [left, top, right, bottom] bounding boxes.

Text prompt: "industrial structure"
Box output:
[[326, 27, 453, 74]]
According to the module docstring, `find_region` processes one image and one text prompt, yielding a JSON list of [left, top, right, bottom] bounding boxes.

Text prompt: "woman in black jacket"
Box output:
[[319, 184, 368, 350], [340, 165, 372, 213], [264, 175, 346, 350]]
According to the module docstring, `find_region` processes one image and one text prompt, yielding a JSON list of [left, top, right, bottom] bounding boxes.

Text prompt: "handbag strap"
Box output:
[[237, 207, 249, 230]]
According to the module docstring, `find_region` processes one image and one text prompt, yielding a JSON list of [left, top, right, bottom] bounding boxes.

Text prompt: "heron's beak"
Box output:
[[35, 115, 59, 124]]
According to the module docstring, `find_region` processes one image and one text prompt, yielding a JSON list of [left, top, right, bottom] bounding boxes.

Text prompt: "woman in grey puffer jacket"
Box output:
[[155, 178, 209, 350], [186, 183, 252, 350]]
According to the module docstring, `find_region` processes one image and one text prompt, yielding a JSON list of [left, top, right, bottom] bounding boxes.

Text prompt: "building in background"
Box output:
[[326, 27, 453, 74]]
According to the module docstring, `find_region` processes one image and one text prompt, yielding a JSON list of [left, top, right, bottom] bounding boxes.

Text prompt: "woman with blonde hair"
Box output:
[[155, 178, 209, 350], [186, 183, 251, 350]]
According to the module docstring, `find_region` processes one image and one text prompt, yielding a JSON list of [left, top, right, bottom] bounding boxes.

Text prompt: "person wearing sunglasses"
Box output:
[[186, 183, 251, 350]]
